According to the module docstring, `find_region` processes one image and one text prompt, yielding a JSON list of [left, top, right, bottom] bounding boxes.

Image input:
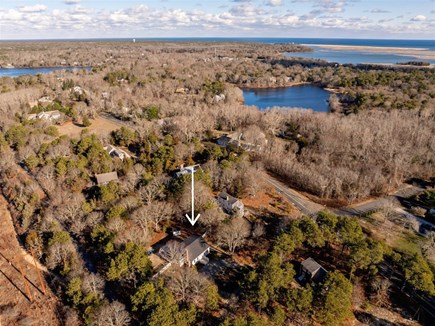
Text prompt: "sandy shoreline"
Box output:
[[302, 44, 435, 60]]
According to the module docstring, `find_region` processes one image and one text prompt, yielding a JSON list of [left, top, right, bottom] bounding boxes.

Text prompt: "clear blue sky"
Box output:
[[0, 0, 434, 39]]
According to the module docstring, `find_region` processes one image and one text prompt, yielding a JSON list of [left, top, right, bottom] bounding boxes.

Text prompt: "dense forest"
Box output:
[[0, 41, 434, 325]]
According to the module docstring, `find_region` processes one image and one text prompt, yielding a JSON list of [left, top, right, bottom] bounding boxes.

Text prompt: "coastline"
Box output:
[[302, 44, 435, 60]]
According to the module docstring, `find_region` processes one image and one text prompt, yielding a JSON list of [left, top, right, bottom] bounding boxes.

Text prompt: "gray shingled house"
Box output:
[[299, 258, 328, 283]]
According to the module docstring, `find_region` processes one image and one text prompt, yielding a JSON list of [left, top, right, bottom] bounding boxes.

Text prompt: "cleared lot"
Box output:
[[57, 116, 121, 138]]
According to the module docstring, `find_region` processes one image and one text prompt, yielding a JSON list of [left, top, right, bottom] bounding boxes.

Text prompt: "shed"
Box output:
[[299, 257, 328, 283]]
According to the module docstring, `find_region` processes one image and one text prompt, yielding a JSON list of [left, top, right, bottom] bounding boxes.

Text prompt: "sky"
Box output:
[[0, 0, 434, 40]]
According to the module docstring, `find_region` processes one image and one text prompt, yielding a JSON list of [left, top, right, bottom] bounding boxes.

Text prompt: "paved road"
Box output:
[[265, 174, 425, 218], [264, 176, 323, 216], [99, 112, 130, 127]]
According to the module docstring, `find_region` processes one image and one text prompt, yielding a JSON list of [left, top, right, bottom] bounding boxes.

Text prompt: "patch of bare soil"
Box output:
[[353, 307, 419, 326], [243, 190, 297, 218], [0, 196, 60, 325]]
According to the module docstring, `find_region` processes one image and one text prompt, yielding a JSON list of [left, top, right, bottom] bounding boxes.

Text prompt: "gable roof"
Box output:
[[301, 257, 328, 282], [218, 192, 239, 205], [182, 236, 209, 263], [95, 171, 118, 185]]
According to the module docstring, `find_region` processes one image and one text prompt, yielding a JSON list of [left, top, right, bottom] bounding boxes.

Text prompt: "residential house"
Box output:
[[182, 235, 210, 266], [298, 258, 328, 283], [95, 171, 118, 186], [217, 192, 244, 216], [104, 145, 131, 161], [217, 132, 241, 148], [216, 132, 265, 152], [37, 96, 53, 105], [28, 110, 61, 121], [159, 235, 210, 267]]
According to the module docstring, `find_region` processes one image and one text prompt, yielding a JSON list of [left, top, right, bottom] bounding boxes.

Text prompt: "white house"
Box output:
[[28, 110, 61, 121], [217, 192, 244, 216], [104, 145, 131, 161], [159, 235, 210, 267]]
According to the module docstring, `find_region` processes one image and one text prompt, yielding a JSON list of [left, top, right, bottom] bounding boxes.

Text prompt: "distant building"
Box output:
[[37, 96, 53, 105], [298, 258, 328, 283], [217, 132, 241, 148], [216, 132, 265, 152], [213, 93, 226, 103], [174, 164, 201, 177], [95, 171, 118, 186], [104, 145, 131, 161], [28, 110, 61, 121], [159, 235, 210, 267], [217, 192, 244, 216]]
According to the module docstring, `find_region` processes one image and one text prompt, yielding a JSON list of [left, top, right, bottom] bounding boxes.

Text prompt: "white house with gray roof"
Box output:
[[217, 192, 244, 217], [28, 110, 61, 121], [104, 145, 131, 161], [159, 235, 210, 267]]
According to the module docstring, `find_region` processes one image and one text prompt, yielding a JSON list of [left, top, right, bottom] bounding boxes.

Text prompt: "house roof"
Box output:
[[95, 171, 118, 185], [218, 192, 239, 205], [182, 236, 209, 263], [301, 257, 322, 273], [301, 258, 328, 282], [105, 145, 130, 159]]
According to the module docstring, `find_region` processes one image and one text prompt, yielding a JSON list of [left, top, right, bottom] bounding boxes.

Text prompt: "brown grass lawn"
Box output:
[[57, 117, 121, 138]]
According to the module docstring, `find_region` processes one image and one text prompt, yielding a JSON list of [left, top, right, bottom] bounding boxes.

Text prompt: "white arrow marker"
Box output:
[[185, 166, 200, 226]]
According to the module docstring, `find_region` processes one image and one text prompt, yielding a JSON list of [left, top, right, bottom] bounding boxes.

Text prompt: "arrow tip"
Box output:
[[185, 213, 200, 226]]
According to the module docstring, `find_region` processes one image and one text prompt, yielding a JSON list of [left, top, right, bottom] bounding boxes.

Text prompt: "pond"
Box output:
[[0, 66, 90, 78], [242, 85, 331, 112]]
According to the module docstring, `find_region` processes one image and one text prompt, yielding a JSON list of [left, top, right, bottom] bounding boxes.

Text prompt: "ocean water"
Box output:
[[242, 85, 331, 112], [91, 37, 435, 65], [57, 37, 434, 51]]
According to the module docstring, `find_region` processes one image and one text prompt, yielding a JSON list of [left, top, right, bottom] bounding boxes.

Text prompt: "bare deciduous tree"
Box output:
[[251, 220, 265, 238], [92, 301, 131, 326], [159, 240, 185, 263], [217, 217, 251, 253], [138, 178, 165, 204], [166, 267, 208, 304]]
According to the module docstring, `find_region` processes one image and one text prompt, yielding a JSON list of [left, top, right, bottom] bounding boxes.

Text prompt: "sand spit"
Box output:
[[303, 44, 435, 60]]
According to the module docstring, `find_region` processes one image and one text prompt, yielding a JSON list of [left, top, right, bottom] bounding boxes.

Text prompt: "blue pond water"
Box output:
[[243, 85, 330, 112], [0, 66, 90, 78]]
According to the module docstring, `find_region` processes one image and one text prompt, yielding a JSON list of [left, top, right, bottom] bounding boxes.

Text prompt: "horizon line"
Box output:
[[0, 37, 434, 42]]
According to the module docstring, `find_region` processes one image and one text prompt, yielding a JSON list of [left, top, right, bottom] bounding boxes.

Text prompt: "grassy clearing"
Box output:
[[57, 116, 121, 138]]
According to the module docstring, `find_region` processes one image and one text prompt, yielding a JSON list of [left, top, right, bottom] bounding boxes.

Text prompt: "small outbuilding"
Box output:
[[95, 171, 118, 186], [299, 258, 328, 283]]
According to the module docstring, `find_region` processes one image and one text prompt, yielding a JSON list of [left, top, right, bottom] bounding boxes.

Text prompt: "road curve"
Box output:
[[264, 175, 323, 216]]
